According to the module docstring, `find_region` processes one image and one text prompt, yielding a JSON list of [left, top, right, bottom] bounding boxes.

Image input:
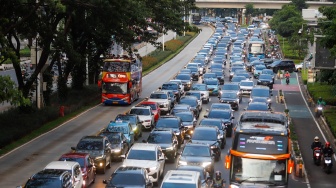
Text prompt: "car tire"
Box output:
[[100, 165, 106, 174]]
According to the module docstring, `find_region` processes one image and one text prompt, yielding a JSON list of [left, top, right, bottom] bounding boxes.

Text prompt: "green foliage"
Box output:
[[0, 75, 30, 106], [269, 5, 303, 38], [245, 4, 255, 17], [290, 0, 309, 11], [307, 82, 336, 105], [20, 47, 31, 57], [318, 69, 336, 85], [318, 7, 336, 57], [323, 108, 336, 137], [165, 40, 184, 52]]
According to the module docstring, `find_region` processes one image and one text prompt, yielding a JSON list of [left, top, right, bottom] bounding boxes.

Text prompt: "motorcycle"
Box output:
[[313, 147, 322, 165], [286, 77, 290, 85], [323, 154, 333, 174], [315, 104, 323, 117]]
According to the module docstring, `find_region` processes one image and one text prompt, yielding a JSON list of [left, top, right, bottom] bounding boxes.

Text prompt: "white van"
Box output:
[[160, 170, 201, 188], [44, 161, 83, 188]]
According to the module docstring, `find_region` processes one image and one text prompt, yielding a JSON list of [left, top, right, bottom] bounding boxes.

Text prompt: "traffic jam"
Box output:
[[20, 18, 296, 188]]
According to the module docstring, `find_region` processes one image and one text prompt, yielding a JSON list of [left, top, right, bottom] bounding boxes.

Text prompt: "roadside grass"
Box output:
[[0, 31, 199, 156], [301, 69, 308, 84], [307, 83, 336, 105]]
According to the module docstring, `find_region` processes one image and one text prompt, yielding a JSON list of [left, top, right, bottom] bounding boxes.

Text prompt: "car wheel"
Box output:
[[100, 165, 106, 174]]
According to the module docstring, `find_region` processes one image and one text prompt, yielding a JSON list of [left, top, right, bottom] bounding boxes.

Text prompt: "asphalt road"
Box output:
[[0, 25, 332, 188]]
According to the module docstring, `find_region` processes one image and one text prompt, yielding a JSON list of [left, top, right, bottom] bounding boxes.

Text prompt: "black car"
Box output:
[[98, 132, 130, 161], [203, 109, 234, 137], [21, 169, 73, 188], [175, 73, 192, 91], [179, 96, 201, 118], [155, 116, 185, 148], [268, 59, 295, 73], [190, 126, 222, 161], [115, 114, 142, 140], [257, 74, 274, 89], [177, 143, 215, 176], [145, 129, 178, 162], [103, 166, 153, 188], [218, 91, 242, 110], [199, 118, 227, 148], [71, 136, 113, 174], [174, 111, 197, 138]]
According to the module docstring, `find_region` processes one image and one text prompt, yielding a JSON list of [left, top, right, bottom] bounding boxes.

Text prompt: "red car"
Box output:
[[139, 100, 161, 123], [59, 152, 96, 188]]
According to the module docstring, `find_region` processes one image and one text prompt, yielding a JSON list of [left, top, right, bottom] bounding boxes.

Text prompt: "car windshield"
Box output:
[[240, 81, 254, 86], [25, 178, 62, 188], [127, 149, 156, 160], [247, 103, 269, 111], [175, 113, 194, 122], [180, 99, 197, 107], [259, 74, 272, 80], [59, 157, 85, 168], [129, 108, 150, 115], [200, 120, 222, 129], [141, 103, 157, 110], [176, 74, 190, 80], [204, 79, 218, 85], [147, 133, 172, 143], [100, 133, 122, 144], [115, 115, 136, 124], [156, 119, 180, 128], [150, 93, 168, 99], [192, 129, 217, 141], [162, 83, 178, 90], [191, 85, 206, 91], [222, 84, 239, 90], [220, 92, 237, 99], [185, 92, 201, 100], [211, 103, 231, 110], [208, 110, 231, 119], [110, 173, 145, 186], [161, 183, 197, 188], [262, 69, 273, 74], [182, 145, 211, 157], [107, 125, 129, 134], [77, 140, 103, 150], [211, 64, 222, 69]]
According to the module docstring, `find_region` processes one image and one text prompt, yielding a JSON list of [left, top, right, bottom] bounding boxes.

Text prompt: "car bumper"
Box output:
[[142, 121, 152, 129]]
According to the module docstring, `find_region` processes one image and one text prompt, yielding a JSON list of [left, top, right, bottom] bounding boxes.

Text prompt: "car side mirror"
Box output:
[[71, 147, 76, 150]]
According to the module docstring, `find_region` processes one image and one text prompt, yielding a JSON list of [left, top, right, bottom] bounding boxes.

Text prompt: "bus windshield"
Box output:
[[102, 82, 127, 94], [231, 156, 287, 186], [249, 44, 265, 54]]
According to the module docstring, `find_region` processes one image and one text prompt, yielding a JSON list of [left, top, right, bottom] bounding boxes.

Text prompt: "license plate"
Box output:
[[113, 102, 118, 104], [190, 162, 200, 166]]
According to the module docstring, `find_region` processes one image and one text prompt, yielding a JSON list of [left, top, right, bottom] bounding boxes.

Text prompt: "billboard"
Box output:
[[314, 35, 336, 69]]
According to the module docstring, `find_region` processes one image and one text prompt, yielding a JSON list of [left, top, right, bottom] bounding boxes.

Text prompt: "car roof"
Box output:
[[163, 170, 200, 183], [130, 143, 159, 151], [44, 161, 80, 170]]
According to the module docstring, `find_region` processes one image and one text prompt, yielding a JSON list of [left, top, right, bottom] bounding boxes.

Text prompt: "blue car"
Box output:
[[204, 79, 219, 96], [106, 121, 135, 146]]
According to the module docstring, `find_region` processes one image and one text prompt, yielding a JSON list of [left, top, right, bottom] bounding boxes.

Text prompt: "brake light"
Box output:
[[225, 155, 231, 169]]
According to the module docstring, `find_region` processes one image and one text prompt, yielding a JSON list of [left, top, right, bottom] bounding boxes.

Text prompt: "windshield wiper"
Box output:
[[237, 176, 263, 183]]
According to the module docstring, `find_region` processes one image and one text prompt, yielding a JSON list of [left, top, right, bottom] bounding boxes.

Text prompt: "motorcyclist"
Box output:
[[317, 97, 326, 106], [323, 142, 334, 156], [284, 71, 290, 79], [311, 136, 323, 155], [212, 171, 226, 188]]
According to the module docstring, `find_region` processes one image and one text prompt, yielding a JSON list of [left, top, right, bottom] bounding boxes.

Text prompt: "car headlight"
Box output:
[[230, 185, 240, 188], [112, 149, 121, 152], [317, 106, 323, 110], [179, 161, 187, 165], [267, 98, 271, 102], [133, 127, 137, 131], [202, 162, 211, 167], [166, 147, 174, 150]]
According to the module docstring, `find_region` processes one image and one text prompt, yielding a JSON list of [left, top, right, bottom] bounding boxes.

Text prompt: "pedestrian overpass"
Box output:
[[195, 0, 335, 10]]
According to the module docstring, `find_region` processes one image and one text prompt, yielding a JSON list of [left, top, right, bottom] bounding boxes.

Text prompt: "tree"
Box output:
[[269, 5, 303, 38], [245, 3, 255, 25], [0, 76, 30, 106], [291, 0, 309, 11], [318, 6, 336, 57]]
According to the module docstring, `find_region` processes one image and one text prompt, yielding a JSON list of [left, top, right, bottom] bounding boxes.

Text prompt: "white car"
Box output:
[[129, 106, 155, 130], [148, 91, 171, 114], [295, 62, 311, 72], [44, 161, 83, 188], [122, 143, 165, 185]]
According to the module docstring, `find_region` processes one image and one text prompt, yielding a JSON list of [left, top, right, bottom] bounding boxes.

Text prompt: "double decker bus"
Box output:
[[101, 54, 142, 105], [225, 111, 294, 188], [247, 40, 266, 61]]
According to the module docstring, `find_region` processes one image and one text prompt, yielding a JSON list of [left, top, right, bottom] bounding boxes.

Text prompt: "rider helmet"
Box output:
[[325, 142, 330, 148], [215, 171, 222, 180], [318, 97, 322, 101], [314, 136, 319, 142]]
